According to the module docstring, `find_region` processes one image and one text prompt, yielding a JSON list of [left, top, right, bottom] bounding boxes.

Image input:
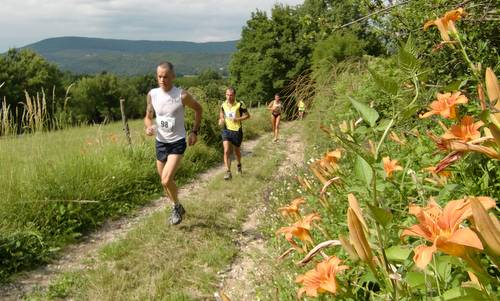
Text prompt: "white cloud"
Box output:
[[0, 0, 303, 51]]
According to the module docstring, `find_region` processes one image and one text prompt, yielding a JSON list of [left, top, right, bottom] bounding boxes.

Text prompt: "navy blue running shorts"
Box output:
[[155, 138, 187, 162], [221, 129, 243, 147]]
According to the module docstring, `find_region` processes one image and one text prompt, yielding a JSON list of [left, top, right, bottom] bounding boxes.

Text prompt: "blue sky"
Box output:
[[0, 0, 304, 52]]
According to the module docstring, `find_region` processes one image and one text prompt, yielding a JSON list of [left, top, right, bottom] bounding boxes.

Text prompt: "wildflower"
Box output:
[[276, 224, 312, 252], [278, 197, 306, 219], [276, 213, 321, 252], [420, 92, 468, 119], [296, 256, 349, 298], [383, 156, 403, 178], [310, 149, 342, 184], [441, 116, 483, 142], [319, 149, 342, 171], [424, 8, 465, 42], [401, 197, 496, 269]]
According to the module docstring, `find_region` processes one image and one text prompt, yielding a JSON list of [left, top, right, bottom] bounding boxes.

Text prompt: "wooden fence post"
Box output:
[[120, 98, 132, 145]]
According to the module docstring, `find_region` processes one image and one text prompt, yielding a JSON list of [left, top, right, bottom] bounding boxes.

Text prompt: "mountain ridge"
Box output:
[[21, 36, 238, 76]]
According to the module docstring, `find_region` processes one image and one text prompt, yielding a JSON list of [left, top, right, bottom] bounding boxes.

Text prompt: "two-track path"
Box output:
[[0, 122, 305, 300]]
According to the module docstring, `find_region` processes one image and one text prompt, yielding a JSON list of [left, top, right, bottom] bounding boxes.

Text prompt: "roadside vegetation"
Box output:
[[1, 0, 498, 299]]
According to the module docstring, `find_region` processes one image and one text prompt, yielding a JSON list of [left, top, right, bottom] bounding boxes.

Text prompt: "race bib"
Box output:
[[157, 116, 176, 132], [225, 111, 236, 119]]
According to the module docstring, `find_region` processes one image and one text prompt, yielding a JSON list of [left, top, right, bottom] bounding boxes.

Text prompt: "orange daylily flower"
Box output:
[[276, 213, 321, 252], [401, 197, 496, 269], [424, 8, 464, 42], [382, 156, 403, 178], [441, 116, 483, 142], [319, 149, 342, 169], [276, 224, 313, 252], [420, 92, 468, 119], [301, 212, 322, 228], [296, 256, 349, 298], [278, 197, 306, 219], [310, 149, 342, 184]]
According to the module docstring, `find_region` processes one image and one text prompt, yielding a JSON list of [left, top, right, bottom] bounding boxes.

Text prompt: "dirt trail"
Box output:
[[0, 136, 263, 300], [217, 124, 305, 301]]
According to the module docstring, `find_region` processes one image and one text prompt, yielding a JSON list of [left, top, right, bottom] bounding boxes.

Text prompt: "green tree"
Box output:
[[70, 73, 139, 123], [0, 48, 63, 114], [230, 1, 386, 104], [230, 10, 276, 103]]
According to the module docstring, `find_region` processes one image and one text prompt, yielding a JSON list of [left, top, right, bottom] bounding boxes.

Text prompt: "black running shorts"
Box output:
[[155, 138, 187, 162], [221, 128, 243, 147]]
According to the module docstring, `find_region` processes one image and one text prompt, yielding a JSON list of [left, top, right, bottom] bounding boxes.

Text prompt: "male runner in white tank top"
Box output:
[[144, 62, 202, 225]]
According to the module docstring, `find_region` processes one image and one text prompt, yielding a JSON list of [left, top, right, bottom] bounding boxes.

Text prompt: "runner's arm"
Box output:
[[182, 91, 202, 132], [219, 107, 225, 125], [144, 93, 155, 135]]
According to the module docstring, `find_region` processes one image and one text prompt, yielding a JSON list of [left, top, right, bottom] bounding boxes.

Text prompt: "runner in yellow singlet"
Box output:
[[298, 99, 306, 120], [218, 87, 250, 180]]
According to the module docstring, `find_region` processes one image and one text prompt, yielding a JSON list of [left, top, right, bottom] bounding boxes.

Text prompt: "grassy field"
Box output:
[[23, 119, 290, 300], [0, 107, 271, 283]]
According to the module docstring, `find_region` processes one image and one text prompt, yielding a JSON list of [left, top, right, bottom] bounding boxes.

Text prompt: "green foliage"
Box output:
[[230, 0, 386, 104], [0, 49, 64, 130], [386, 0, 498, 85], [311, 31, 366, 74], [69, 73, 142, 123]]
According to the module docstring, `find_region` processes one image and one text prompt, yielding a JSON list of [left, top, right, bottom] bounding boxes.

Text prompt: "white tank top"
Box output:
[[149, 87, 186, 143]]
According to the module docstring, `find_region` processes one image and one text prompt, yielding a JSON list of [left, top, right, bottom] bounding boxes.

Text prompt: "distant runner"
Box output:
[[144, 61, 202, 225], [298, 99, 306, 120], [268, 93, 282, 142], [218, 87, 250, 180]]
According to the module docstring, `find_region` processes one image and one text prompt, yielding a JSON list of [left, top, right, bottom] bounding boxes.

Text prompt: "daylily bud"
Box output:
[[477, 84, 487, 110], [347, 206, 375, 269], [339, 234, 359, 261], [470, 197, 500, 257], [485, 67, 499, 105]]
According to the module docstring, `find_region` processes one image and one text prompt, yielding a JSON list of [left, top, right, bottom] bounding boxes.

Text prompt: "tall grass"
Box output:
[[0, 85, 74, 137], [0, 108, 270, 282]]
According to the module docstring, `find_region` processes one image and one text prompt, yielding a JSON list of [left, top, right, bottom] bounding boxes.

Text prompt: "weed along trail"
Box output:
[[218, 125, 304, 301], [1, 121, 304, 300]]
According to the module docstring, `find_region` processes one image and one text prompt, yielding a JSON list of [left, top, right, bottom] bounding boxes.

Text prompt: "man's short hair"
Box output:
[[227, 87, 236, 95], [157, 61, 175, 72]]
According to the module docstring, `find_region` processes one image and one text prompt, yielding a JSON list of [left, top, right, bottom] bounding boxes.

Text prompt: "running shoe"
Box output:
[[169, 203, 185, 225]]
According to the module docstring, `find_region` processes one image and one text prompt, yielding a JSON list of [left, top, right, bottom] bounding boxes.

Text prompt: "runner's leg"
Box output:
[[234, 146, 242, 166], [223, 140, 232, 171], [275, 114, 281, 140], [158, 154, 183, 204]]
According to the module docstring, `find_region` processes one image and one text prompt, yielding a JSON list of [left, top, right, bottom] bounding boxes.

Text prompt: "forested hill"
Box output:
[[22, 36, 238, 76]]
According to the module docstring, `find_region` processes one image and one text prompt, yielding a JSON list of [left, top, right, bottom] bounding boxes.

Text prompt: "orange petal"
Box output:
[[413, 244, 436, 269], [401, 225, 433, 242], [446, 228, 483, 250]]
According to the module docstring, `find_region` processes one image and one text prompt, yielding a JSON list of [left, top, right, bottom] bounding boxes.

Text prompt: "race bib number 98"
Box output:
[[157, 116, 176, 132], [225, 111, 236, 119]]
